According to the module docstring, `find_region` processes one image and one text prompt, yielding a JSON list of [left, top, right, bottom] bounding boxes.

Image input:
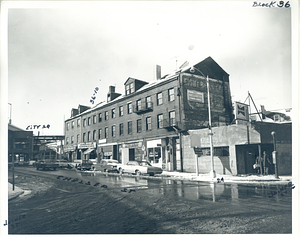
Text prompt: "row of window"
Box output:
[[66, 88, 175, 130], [66, 111, 176, 144]]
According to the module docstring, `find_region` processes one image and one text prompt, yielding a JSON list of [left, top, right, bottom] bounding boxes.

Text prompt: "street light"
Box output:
[[271, 131, 279, 178], [190, 66, 216, 178], [8, 103, 12, 124]]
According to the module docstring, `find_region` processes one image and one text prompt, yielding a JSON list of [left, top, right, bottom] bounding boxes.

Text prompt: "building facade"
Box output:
[[64, 57, 234, 171]]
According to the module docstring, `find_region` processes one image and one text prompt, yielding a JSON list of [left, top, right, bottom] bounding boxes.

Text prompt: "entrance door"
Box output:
[[129, 148, 135, 161]]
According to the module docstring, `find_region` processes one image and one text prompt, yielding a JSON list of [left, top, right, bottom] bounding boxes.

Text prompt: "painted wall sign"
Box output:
[[187, 90, 204, 103]]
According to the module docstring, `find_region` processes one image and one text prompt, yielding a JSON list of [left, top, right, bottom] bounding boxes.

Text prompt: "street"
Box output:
[[7, 167, 292, 234]]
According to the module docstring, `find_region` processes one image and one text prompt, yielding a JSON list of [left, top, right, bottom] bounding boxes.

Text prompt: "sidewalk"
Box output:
[[8, 183, 24, 201], [161, 171, 292, 183]]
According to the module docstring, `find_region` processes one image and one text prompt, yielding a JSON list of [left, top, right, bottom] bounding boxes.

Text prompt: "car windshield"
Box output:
[[139, 161, 151, 167]]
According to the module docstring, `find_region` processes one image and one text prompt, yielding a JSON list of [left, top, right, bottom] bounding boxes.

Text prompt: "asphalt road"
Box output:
[[7, 167, 292, 234]]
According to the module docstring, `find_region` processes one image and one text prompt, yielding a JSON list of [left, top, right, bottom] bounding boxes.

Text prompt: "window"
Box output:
[[111, 108, 116, 118], [105, 127, 108, 138], [77, 134, 80, 143], [71, 121, 75, 128], [119, 123, 124, 136], [83, 133, 86, 142], [119, 106, 124, 117], [157, 92, 163, 105], [126, 82, 134, 95], [71, 136, 74, 144], [146, 96, 152, 108], [77, 118, 80, 127], [112, 125, 116, 137], [127, 102, 132, 114], [66, 137, 69, 145], [168, 88, 175, 101], [128, 121, 132, 134], [137, 119, 142, 133], [67, 123, 69, 130], [98, 129, 102, 139], [105, 111, 109, 120], [146, 117, 152, 131], [93, 115, 97, 124], [88, 117, 91, 125], [93, 130, 96, 140], [157, 114, 163, 128], [99, 113, 102, 122], [169, 111, 176, 125], [83, 118, 86, 127], [136, 99, 142, 111], [88, 131, 91, 141]]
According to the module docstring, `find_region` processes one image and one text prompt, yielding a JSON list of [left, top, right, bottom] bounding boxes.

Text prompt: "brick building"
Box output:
[[64, 57, 234, 171]]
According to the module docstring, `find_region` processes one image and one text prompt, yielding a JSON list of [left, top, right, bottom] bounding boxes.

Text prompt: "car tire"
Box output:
[[135, 170, 141, 176]]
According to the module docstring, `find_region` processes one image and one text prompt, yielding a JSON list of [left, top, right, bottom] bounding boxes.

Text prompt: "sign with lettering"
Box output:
[[78, 142, 95, 149], [235, 102, 249, 121], [187, 90, 204, 103]]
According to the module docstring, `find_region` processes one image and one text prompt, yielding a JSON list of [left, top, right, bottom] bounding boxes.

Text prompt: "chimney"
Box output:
[[261, 105, 266, 119], [156, 65, 161, 80], [109, 86, 115, 93], [107, 85, 121, 102]]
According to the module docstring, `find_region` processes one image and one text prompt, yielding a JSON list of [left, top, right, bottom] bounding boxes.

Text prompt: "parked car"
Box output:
[[55, 160, 69, 168], [77, 160, 93, 171], [36, 160, 59, 171], [119, 160, 163, 176], [91, 159, 121, 172]]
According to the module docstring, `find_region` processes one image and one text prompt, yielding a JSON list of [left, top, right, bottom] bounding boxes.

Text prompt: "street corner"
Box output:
[[8, 183, 25, 201]]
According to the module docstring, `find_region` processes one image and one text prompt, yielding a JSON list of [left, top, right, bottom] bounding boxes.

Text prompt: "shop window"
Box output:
[[98, 129, 102, 139], [137, 119, 142, 133], [157, 92, 163, 105], [127, 102, 132, 114], [119, 123, 124, 136], [119, 106, 124, 117], [157, 114, 163, 128], [168, 88, 175, 101], [146, 117, 152, 131], [112, 125, 116, 137], [128, 121, 132, 134]]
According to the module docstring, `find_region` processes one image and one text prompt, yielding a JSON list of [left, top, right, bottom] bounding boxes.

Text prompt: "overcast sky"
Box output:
[[4, 0, 293, 135]]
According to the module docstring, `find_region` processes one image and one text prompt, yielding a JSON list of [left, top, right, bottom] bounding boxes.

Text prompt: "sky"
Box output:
[[3, 0, 294, 136]]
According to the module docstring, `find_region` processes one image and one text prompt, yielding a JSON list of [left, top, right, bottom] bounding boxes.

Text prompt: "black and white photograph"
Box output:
[[1, 0, 299, 236]]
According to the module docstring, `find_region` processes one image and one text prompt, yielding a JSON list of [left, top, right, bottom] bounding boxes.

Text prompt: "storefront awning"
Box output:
[[84, 148, 95, 154]]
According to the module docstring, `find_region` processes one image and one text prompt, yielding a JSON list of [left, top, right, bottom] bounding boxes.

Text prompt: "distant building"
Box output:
[[8, 124, 33, 165], [64, 56, 234, 171]]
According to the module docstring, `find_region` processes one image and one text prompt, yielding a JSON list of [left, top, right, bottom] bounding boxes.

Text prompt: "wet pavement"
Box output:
[[6, 167, 293, 234]]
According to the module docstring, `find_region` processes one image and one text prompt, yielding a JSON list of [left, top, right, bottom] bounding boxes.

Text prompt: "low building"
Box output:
[[8, 124, 33, 165]]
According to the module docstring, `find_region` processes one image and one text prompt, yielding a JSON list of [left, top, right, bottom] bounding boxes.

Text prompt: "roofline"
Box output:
[[65, 75, 179, 121]]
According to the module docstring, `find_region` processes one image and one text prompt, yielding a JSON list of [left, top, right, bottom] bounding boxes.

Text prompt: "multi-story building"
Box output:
[[64, 57, 234, 171]]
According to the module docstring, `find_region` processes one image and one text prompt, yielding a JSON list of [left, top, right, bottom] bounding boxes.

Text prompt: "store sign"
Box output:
[[123, 142, 142, 148], [235, 102, 249, 121], [78, 142, 95, 149], [63, 145, 76, 152]]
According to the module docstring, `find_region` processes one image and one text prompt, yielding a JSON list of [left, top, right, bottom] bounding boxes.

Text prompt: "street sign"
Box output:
[[194, 147, 202, 156]]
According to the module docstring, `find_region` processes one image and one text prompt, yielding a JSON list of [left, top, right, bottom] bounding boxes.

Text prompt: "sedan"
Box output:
[[91, 159, 121, 172], [119, 160, 163, 176]]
